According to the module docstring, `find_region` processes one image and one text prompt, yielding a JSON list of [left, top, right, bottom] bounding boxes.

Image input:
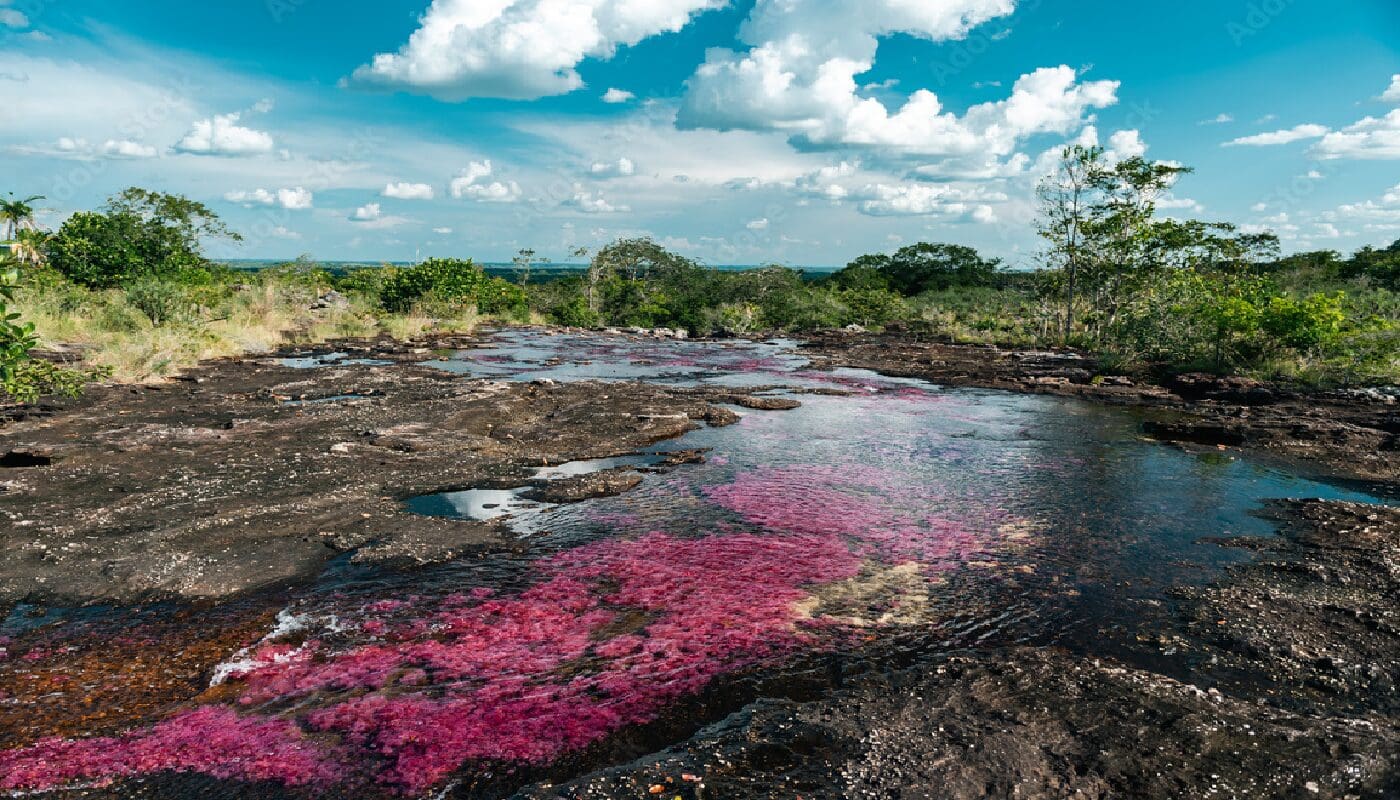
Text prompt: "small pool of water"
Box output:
[[278, 351, 394, 369], [2, 331, 1391, 798], [405, 487, 552, 522]]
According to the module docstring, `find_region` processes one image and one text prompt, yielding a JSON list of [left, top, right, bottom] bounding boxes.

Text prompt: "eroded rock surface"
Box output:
[[0, 343, 770, 606]]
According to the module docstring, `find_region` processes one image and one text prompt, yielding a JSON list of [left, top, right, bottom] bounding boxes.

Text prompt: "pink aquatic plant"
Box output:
[[0, 707, 341, 791], [1, 531, 864, 794], [2, 418, 1014, 794]]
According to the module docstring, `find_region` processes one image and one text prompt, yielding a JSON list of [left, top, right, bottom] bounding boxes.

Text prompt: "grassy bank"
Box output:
[[14, 267, 492, 383]]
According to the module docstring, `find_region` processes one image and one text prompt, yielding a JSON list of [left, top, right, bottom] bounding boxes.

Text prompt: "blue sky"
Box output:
[[2, 0, 1398, 267]]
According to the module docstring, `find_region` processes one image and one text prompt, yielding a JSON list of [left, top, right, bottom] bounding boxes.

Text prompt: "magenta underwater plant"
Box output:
[[0, 531, 866, 794], [1, 457, 1009, 794]]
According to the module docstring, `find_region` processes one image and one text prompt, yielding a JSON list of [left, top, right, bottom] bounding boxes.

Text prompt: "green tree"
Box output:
[[1037, 145, 1101, 341], [0, 193, 44, 242], [47, 188, 241, 288], [883, 243, 1001, 294]]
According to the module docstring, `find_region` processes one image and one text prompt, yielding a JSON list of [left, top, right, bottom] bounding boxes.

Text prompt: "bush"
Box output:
[[125, 279, 191, 326], [1, 268, 97, 402], [758, 286, 846, 331], [379, 258, 487, 312], [548, 295, 601, 328], [477, 278, 529, 316], [1260, 293, 1346, 350], [702, 302, 763, 336], [837, 288, 907, 328], [334, 266, 390, 298]]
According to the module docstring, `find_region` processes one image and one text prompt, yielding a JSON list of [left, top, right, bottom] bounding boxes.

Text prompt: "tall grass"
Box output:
[[15, 272, 487, 383]]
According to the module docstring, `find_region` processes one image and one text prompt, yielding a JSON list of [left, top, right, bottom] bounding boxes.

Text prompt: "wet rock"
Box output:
[[1176, 500, 1400, 717], [701, 406, 742, 427], [521, 647, 1399, 800], [0, 343, 774, 606], [1142, 419, 1249, 447], [726, 395, 802, 411], [1168, 372, 1277, 404], [309, 290, 350, 311], [522, 468, 645, 504]]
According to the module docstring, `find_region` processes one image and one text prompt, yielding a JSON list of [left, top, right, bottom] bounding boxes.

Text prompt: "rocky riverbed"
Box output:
[[1, 329, 1396, 799], [806, 330, 1400, 483], [0, 338, 764, 607]]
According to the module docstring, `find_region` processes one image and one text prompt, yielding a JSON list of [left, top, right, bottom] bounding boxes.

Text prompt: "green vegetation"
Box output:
[[2, 189, 536, 393], [2, 160, 1397, 403]]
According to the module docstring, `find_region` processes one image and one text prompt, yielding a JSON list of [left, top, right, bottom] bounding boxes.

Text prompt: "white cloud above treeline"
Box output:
[[1224, 124, 1330, 147], [350, 0, 725, 100], [383, 181, 435, 200], [175, 112, 274, 156], [225, 187, 313, 209], [450, 160, 521, 202]]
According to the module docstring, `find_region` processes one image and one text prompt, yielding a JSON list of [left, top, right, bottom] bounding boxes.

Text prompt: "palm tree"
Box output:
[[0, 194, 44, 242], [10, 229, 49, 268]]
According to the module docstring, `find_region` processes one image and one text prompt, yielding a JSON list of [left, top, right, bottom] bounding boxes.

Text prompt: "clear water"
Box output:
[[1, 332, 1389, 798], [277, 351, 394, 369]]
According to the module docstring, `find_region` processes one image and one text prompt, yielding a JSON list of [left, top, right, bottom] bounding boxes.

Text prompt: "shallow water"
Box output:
[[1, 332, 1390, 797]]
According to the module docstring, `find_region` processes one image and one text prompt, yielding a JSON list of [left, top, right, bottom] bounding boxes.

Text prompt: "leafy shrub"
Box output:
[[476, 278, 528, 316], [334, 266, 390, 299], [125, 279, 191, 326], [379, 258, 487, 312], [1260, 293, 1346, 350], [701, 302, 763, 336], [548, 295, 601, 328], [1, 268, 97, 402], [837, 288, 907, 328]]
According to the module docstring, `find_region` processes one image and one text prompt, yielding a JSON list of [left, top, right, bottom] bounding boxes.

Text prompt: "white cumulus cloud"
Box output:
[[450, 160, 522, 202], [602, 88, 635, 104], [352, 203, 382, 221], [589, 156, 635, 178], [1380, 75, 1400, 104], [1223, 124, 1330, 147], [175, 112, 274, 156], [383, 181, 436, 200], [225, 187, 314, 209], [565, 184, 629, 213], [101, 139, 158, 159], [676, 2, 1114, 158], [31, 137, 158, 160], [351, 0, 725, 101], [1312, 110, 1400, 161]]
